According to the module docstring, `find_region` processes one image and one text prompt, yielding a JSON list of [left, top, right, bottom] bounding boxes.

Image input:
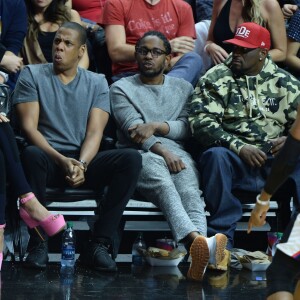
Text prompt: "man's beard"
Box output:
[[230, 64, 243, 77], [140, 65, 165, 78]]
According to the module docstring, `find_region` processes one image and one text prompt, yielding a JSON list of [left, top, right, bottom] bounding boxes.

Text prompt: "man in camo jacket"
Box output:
[[189, 22, 300, 258]]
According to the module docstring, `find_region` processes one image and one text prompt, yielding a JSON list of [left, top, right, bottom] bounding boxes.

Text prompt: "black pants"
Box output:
[[21, 145, 142, 240], [266, 211, 300, 296], [0, 123, 31, 224]]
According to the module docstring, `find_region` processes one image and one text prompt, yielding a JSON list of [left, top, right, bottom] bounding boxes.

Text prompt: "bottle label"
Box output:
[[62, 245, 75, 260]]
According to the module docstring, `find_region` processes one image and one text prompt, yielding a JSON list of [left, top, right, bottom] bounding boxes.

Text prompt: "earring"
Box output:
[[259, 58, 262, 61]]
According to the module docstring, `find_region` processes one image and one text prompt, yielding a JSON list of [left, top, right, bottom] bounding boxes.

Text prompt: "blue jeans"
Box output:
[[199, 147, 300, 249], [198, 147, 273, 249], [112, 52, 203, 87]]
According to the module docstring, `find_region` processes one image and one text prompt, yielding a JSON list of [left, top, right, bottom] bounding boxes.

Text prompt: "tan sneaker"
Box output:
[[208, 249, 231, 271], [187, 236, 209, 281], [208, 233, 228, 266]]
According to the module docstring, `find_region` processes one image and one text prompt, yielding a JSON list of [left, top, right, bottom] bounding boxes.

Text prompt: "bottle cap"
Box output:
[[277, 232, 283, 238], [67, 222, 73, 229]]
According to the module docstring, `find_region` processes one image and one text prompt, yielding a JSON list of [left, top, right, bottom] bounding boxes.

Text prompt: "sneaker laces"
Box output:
[[92, 243, 110, 258], [30, 241, 47, 252]]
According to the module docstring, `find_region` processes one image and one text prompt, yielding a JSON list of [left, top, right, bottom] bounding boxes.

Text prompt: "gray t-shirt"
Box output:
[[13, 64, 110, 151]]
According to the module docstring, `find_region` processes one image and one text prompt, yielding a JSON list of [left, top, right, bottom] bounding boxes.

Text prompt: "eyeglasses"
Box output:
[[135, 47, 167, 58], [233, 46, 258, 54]]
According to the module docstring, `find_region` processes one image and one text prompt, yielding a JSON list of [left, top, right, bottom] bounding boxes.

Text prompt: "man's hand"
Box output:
[[169, 36, 195, 54], [239, 145, 268, 168], [128, 123, 156, 144], [65, 164, 85, 188], [247, 202, 270, 233], [59, 157, 85, 187], [1, 52, 23, 73], [85, 23, 102, 33], [269, 136, 287, 156], [282, 4, 298, 20], [161, 149, 186, 173], [0, 113, 9, 122]]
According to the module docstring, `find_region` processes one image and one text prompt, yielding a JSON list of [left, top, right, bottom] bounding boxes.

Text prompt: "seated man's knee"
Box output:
[[182, 52, 203, 72], [200, 147, 231, 164], [118, 149, 142, 172], [168, 52, 203, 86], [21, 145, 41, 161]]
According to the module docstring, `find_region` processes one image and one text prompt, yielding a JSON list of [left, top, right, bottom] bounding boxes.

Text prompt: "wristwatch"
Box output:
[[0, 71, 8, 83], [79, 159, 88, 172]]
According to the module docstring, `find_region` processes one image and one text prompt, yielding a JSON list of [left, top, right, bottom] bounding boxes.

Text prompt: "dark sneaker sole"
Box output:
[[187, 236, 209, 281], [23, 261, 48, 270], [77, 257, 118, 273], [94, 265, 118, 272]]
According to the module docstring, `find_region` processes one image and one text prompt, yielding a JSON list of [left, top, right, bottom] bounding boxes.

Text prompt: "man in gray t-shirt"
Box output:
[[13, 22, 141, 272]]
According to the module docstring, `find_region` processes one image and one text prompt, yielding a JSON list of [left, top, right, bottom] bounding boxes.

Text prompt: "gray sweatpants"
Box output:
[[136, 149, 207, 242]]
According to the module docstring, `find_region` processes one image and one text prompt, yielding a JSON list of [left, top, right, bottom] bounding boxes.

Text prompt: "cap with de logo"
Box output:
[[223, 22, 271, 50]]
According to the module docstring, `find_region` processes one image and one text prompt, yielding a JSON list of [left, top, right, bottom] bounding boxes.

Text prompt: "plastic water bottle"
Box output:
[[60, 266, 74, 300], [61, 222, 76, 268], [271, 232, 283, 257], [132, 232, 146, 265]]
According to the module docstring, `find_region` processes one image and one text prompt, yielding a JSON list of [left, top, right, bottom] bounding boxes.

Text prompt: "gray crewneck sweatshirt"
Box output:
[[110, 74, 194, 152]]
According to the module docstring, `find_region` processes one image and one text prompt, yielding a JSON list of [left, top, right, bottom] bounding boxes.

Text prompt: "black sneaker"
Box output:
[[24, 240, 49, 270], [78, 238, 117, 272]]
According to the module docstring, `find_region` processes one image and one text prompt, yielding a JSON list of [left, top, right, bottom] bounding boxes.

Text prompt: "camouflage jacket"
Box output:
[[189, 55, 300, 154]]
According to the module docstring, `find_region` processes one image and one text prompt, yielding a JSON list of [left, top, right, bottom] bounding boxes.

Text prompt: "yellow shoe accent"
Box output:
[[208, 249, 231, 271], [213, 233, 228, 266]]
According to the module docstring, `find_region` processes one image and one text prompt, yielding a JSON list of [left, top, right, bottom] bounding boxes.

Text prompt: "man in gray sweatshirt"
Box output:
[[110, 30, 227, 281]]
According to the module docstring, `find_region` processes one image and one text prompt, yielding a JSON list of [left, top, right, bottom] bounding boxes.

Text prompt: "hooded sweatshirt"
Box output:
[[189, 55, 300, 155]]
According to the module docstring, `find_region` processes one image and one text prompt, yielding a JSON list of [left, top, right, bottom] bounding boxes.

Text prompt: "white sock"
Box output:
[[205, 236, 216, 265]]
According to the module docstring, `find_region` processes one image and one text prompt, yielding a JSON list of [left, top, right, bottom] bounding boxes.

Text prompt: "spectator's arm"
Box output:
[[110, 83, 161, 151], [204, 0, 229, 64], [286, 38, 300, 73], [70, 9, 90, 69], [16, 101, 66, 165], [0, 51, 23, 74], [265, 0, 287, 62], [189, 77, 246, 154], [105, 25, 136, 63], [169, 36, 195, 55], [4, 0, 27, 54], [79, 108, 109, 166], [206, 0, 222, 45]]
